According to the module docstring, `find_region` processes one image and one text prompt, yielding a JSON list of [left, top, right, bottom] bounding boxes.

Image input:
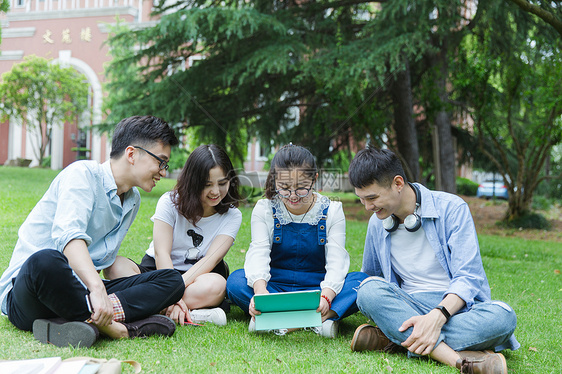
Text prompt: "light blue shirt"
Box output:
[[362, 183, 519, 351], [0, 160, 140, 314], [362, 183, 492, 310]]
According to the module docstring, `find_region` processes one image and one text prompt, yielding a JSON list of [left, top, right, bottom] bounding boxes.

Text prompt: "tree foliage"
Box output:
[[453, 4, 562, 220], [103, 0, 470, 177], [103, 0, 562, 219], [0, 0, 9, 44], [0, 56, 90, 166], [505, 0, 562, 37]]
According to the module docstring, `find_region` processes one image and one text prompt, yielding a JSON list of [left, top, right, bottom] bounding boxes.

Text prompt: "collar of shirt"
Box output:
[[101, 160, 137, 211]]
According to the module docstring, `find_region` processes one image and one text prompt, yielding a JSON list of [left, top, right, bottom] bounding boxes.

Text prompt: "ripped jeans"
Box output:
[[356, 277, 519, 356]]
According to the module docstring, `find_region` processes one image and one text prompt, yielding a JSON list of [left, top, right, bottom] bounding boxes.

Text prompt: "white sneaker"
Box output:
[[248, 318, 256, 332], [189, 307, 227, 326], [309, 320, 338, 338], [248, 319, 286, 335]]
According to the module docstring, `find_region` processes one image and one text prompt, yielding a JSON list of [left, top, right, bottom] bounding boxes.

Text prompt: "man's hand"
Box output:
[[89, 289, 114, 326], [399, 310, 445, 356]]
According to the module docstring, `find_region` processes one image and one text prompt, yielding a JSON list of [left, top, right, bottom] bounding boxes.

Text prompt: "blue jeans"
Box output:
[[7, 250, 185, 331], [226, 269, 368, 320], [357, 277, 517, 355]]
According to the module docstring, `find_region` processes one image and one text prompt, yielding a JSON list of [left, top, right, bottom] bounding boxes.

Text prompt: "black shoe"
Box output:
[[33, 318, 99, 348], [122, 314, 176, 338], [218, 298, 231, 313]]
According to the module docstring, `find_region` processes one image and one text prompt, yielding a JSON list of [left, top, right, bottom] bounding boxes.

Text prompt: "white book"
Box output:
[[0, 357, 62, 374], [0, 357, 87, 374]]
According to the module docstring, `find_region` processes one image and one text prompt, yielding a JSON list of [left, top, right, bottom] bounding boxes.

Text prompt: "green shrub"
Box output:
[[456, 177, 479, 196], [238, 185, 263, 204], [531, 195, 552, 211], [40, 156, 51, 168], [168, 147, 189, 172], [502, 212, 551, 230]]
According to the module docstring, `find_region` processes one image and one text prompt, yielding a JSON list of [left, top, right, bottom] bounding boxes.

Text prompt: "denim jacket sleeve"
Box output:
[[437, 201, 490, 310], [362, 215, 384, 278]]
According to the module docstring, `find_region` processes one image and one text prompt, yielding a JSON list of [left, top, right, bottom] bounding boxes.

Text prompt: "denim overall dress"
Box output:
[[226, 200, 368, 319], [268, 204, 329, 290]]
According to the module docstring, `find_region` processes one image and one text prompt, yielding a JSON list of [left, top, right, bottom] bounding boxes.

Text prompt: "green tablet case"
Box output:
[[254, 290, 322, 331]]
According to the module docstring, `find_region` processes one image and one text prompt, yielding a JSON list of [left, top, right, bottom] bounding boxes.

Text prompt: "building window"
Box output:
[[16, 0, 25, 6]]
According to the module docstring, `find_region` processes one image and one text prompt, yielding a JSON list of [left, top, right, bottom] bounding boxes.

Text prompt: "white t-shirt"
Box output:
[[389, 224, 450, 294], [145, 191, 242, 272], [244, 193, 350, 294]]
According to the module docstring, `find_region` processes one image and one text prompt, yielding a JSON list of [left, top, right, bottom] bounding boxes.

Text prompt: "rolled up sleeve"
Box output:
[[443, 203, 487, 310], [244, 200, 273, 288], [321, 202, 349, 294]]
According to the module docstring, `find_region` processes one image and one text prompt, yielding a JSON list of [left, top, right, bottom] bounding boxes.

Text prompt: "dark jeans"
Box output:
[[7, 250, 185, 331]]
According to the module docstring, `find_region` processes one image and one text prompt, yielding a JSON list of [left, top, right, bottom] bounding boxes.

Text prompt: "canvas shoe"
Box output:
[[308, 319, 339, 338], [33, 318, 99, 348], [456, 350, 507, 374], [189, 307, 227, 326], [122, 314, 176, 338], [248, 318, 287, 335]]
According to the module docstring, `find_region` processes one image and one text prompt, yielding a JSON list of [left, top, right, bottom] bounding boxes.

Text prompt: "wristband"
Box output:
[[434, 305, 451, 322], [321, 295, 332, 309]]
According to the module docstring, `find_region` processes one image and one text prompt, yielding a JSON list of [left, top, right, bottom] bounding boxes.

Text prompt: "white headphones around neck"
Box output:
[[382, 182, 421, 233]]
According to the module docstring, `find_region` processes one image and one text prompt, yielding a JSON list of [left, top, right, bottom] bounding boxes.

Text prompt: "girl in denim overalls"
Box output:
[[226, 144, 367, 337]]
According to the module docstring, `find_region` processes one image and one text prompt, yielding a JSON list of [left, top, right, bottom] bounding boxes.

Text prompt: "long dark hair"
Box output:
[[264, 144, 317, 200], [172, 144, 241, 224]]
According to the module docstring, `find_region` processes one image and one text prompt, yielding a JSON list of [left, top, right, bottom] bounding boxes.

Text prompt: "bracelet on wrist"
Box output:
[[321, 294, 332, 309], [434, 305, 451, 322]]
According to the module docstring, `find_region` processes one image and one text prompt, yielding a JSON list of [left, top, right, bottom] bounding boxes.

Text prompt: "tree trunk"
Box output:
[[506, 193, 531, 220], [390, 59, 421, 182], [432, 41, 456, 193]]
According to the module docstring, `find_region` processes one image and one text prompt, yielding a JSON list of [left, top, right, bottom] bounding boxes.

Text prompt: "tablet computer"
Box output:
[[254, 290, 322, 331]]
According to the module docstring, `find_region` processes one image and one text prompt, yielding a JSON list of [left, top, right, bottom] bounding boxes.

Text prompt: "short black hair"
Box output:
[[264, 144, 317, 199], [349, 147, 407, 188], [110, 115, 179, 158]]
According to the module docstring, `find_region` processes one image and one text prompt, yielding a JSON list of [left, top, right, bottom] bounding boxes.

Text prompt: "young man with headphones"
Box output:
[[347, 147, 519, 374]]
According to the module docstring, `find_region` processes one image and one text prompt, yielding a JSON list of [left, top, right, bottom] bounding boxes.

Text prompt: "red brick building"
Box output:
[[0, 0, 156, 168]]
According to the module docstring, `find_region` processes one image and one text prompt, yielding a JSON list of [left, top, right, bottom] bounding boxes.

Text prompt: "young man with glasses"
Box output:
[[0, 115, 185, 348]]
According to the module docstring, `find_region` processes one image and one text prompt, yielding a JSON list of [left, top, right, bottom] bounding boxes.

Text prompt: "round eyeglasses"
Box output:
[[133, 146, 169, 171], [275, 186, 313, 198]]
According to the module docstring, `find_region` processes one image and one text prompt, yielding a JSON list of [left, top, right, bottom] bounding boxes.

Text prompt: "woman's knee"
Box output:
[[192, 273, 226, 296], [103, 256, 140, 280]]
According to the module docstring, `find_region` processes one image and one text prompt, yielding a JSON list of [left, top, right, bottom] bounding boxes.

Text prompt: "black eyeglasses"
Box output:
[[276, 185, 313, 198], [133, 146, 169, 171]]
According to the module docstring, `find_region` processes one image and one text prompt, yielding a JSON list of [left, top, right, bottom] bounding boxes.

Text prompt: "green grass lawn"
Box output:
[[0, 166, 560, 373]]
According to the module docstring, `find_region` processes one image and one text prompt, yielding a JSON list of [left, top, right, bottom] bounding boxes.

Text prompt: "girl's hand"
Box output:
[[249, 290, 269, 318], [317, 296, 331, 318], [166, 300, 191, 325]]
